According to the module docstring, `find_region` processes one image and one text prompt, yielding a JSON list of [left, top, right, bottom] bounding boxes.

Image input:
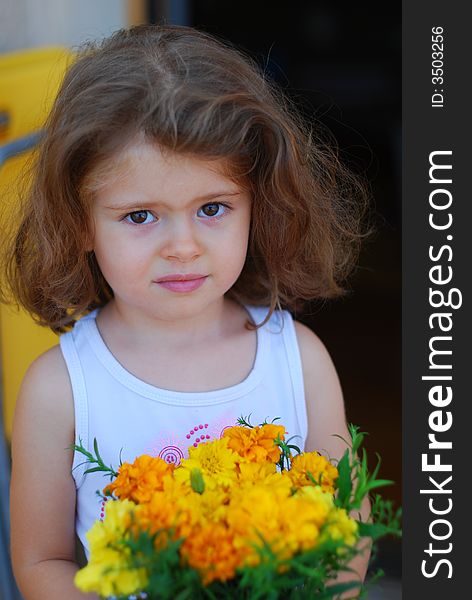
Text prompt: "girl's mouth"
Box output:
[[155, 276, 208, 293]]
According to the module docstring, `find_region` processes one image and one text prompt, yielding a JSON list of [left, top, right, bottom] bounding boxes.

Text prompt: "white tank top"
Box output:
[[59, 304, 307, 557]]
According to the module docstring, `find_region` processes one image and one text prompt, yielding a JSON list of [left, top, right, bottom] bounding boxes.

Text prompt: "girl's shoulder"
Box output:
[[291, 319, 339, 394], [14, 344, 74, 441], [247, 305, 328, 362], [291, 319, 351, 460], [292, 319, 325, 354], [291, 319, 336, 388], [23, 343, 73, 387]]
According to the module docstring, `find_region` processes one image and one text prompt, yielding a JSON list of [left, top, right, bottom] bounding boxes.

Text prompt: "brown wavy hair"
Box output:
[[0, 24, 370, 333]]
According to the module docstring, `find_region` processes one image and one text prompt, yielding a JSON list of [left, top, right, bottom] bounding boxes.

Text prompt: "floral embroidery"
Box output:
[[186, 423, 211, 448], [99, 496, 109, 522], [219, 424, 235, 438], [146, 414, 240, 470], [159, 445, 185, 465]]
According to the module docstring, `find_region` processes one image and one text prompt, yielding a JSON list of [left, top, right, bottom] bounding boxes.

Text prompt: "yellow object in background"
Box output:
[[0, 47, 74, 141], [0, 47, 75, 440]]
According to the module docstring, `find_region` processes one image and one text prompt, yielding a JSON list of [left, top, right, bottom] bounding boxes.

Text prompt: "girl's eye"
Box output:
[[197, 203, 228, 219], [123, 203, 231, 225], [124, 210, 156, 225]]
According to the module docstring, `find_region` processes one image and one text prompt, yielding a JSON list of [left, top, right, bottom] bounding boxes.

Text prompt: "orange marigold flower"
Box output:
[[137, 478, 229, 543], [181, 522, 245, 585], [103, 455, 175, 504], [288, 451, 338, 494], [223, 423, 285, 463], [137, 491, 186, 546]]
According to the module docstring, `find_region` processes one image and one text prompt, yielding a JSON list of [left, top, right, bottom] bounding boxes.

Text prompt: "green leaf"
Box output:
[[190, 468, 205, 494], [358, 521, 402, 540], [335, 450, 352, 507], [365, 479, 394, 492], [237, 414, 254, 428], [83, 466, 108, 475], [93, 438, 103, 464], [370, 452, 382, 481], [348, 423, 368, 455], [71, 443, 93, 460]]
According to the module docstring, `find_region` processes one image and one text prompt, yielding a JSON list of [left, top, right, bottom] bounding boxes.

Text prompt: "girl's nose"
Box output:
[[160, 216, 203, 262]]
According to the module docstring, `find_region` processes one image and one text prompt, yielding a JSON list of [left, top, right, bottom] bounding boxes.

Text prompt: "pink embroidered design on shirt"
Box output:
[[145, 413, 239, 466], [99, 496, 109, 522], [158, 445, 185, 465], [186, 423, 211, 448], [219, 424, 235, 438]]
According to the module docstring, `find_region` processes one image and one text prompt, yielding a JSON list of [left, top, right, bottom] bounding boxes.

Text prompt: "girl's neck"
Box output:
[[96, 296, 246, 353]]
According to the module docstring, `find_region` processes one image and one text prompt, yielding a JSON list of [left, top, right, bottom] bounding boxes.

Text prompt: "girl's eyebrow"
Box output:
[[102, 190, 242, 211]]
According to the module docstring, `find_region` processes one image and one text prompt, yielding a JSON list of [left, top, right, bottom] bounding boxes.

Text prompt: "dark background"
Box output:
[[152, 0, 402, 584]]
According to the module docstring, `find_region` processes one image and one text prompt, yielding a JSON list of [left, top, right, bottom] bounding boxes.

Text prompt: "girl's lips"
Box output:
[[156, 276, 208, 292]]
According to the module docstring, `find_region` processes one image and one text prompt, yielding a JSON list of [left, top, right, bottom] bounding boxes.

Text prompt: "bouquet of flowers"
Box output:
[[73, 417, 401, 599]]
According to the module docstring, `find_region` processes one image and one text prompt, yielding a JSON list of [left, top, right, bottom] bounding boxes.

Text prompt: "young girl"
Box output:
[[2, 25, 370, 599]]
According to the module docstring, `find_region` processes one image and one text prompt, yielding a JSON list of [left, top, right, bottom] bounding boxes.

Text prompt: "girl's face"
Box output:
[[89, 141, 251, 324]]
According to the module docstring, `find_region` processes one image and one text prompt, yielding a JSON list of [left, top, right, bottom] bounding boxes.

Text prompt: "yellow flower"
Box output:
[[289, 451, 338, 494], [223, 423, 286, 463], [227, 485, 294, 565], [174, 437, 240, 489], [186, 487, 229, 525], [292, 486, 335, 550], [320, 507, 359, 550], [237, 462, 293, 495], [277, 495, 323, 554], [237, 461, 276, 480], [227, 483, 338, 567], [75, 500, 148, 597], [297, 484, 335, 517], [104, 454, 175, 504]]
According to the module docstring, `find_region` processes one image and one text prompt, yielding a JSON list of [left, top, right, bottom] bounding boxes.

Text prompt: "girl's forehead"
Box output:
[[115, 141, 224, 173], [88, 140, 246, 198]]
